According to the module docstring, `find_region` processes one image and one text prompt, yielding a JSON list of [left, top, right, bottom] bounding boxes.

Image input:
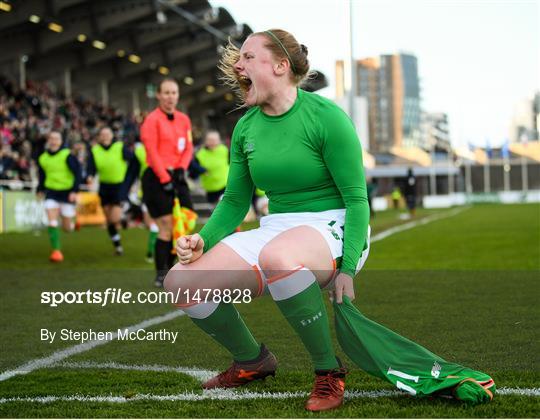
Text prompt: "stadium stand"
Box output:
[[0, 0, 326, 137], [0, 0, 329, 228]]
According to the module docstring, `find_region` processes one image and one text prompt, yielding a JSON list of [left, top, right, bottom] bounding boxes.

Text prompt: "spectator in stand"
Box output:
[[0, 143, 16, 180], [1, 119, 14, 144], [1, 75, 143, 193]]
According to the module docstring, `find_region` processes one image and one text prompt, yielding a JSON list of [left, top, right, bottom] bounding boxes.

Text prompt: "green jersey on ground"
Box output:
[[199, 88, 369, 277], [334, 297, 495, 404]]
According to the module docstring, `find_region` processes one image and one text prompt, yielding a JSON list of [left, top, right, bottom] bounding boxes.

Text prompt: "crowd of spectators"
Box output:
[[0, 75, 142, 186]]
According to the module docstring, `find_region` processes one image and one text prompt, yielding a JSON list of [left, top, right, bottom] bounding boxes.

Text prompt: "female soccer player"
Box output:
[[195, 130, 229, 204], [140, 78, 195, 287], [165, 29, 370, 412], [37, 130, 82, 262], [87, 126, 132, 255]]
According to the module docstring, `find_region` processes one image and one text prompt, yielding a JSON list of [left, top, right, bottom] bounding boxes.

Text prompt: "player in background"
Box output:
[[86, 126, 133, 255], [194, 130, 229, 205], [404, 167, 417, 217], [37, 130, 82, 262], [140, 78, 195, 288], [129, 141, 159, 262], [166, 30, 370, 412]]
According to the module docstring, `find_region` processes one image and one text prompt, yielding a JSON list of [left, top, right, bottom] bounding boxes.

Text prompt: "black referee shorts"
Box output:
[[142, 168, 194, 219], [99, 183, 123, 206]]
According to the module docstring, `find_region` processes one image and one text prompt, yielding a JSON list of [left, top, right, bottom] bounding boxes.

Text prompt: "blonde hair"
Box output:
[[218, 29, 311, 104]]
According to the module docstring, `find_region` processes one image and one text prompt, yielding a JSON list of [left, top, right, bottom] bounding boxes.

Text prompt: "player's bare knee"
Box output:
[[164, 265, 186, 292], [164, 265, 200, 304], [258, 247, 298, 277]]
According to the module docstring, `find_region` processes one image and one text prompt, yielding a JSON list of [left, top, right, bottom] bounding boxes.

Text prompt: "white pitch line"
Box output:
[[370, 207, 468, 243], [57, 361, 216, 383], [48, 363, 540, 399], [0, 387, 538, 404], [0, 206, 467, 384], [0, 311, 185, 382]]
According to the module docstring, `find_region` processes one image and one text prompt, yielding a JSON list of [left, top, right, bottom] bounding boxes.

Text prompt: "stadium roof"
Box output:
[[0, 0, 327, 134]]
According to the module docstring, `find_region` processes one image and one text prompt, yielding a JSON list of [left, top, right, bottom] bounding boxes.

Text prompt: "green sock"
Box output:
[[48, 226, 61, 250], [273, 280, 338, 370], [147, 231, 157, 256], [190, 303, 260, 362]]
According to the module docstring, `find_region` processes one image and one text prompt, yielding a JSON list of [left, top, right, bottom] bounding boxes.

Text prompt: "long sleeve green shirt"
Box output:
[[199, 89, 369, 277]]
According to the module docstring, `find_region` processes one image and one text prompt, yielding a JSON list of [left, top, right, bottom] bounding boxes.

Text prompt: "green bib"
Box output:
[[196, 144, 229, 193], [134, 143, 148, 178], [91, 142, 128, 184], [38, 149, 74, 191]]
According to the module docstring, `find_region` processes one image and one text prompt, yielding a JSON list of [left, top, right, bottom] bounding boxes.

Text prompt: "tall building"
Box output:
[[336, 53, 422, 154], [356, 57, 381, 152], [510, 92, 540, 142], [421, 112, 451, 158]]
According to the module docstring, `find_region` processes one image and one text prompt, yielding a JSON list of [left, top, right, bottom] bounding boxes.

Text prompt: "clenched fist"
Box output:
[[176, 233, 204, 264]]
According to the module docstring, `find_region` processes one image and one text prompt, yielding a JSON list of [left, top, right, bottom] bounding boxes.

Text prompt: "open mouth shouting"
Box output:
[[237, 75, 252, 96]]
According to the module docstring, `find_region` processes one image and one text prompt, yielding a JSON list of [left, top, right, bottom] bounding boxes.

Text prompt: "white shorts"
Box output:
[[44, 199, 76, 218], [221, 209, 371, 295]]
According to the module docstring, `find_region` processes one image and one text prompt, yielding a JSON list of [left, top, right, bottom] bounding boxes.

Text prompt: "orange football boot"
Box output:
[[202, 344, 277, 389], [305, 367, 348, 412], [49, 250, 64, 263]]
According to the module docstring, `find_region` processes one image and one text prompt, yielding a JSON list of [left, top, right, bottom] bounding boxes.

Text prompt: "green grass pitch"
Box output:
[[0, 204, 538, 417]]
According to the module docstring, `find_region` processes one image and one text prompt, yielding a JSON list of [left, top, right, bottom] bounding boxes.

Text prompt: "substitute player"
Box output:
[[165, 30, 370, 411], [37, 130, 82, 262], [140, 78, 195, 288], [195, 130, 229, 204], [86, 126, 133, 255], [132, 141, 159, 262]]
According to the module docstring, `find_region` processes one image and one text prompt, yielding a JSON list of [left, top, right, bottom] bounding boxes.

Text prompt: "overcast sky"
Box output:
[[210, 0, 539, 148]]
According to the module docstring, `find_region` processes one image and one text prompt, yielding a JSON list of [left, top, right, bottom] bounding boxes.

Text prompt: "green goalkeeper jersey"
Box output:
[[199, 88, 369, 277]]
